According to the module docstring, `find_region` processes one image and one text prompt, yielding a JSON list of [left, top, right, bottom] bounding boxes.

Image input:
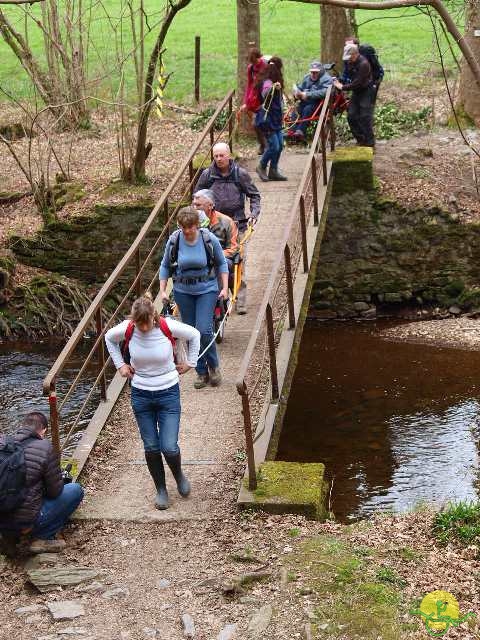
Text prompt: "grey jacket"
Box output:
[[0, 425, 63, 526], [298, 71, 333, 103], [196, 160, 261, 229]]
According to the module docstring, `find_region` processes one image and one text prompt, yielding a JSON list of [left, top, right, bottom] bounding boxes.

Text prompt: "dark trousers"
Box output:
[[347, 86, 375, 147], [295, 101, 322, 134]]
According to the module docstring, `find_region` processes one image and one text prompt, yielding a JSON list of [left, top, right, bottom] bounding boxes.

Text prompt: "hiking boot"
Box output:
[[293, 130, 305, 140], [194, 373, 209, 389], [29, 538, 66, 554], [164, 452, 191, 498], [268, 167, 288, 181], [145, 451, 169, 510], [255, 163, 269, 182], [209, 367, 222, 387]]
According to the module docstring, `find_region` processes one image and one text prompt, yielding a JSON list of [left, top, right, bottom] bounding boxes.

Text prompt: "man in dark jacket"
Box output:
[[334, 44, 375, 147], [196, 142, 261, 314], [0, 412, 84, 554]]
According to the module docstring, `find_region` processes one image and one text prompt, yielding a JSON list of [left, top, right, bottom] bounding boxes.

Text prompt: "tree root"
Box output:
[[0, 273, 92, 339]]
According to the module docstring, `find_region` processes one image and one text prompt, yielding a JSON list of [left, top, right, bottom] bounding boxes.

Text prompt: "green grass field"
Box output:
[[0, 0, 457, 106]]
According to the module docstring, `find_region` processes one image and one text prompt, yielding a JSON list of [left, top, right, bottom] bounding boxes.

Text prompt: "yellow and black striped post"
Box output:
[[155, 59, 166, 119]]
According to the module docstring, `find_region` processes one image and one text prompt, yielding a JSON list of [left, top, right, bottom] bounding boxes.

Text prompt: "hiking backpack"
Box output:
[[168, 228, 216, 278], [200, 165, 248, 216], [359, 44, 384, 84], [121, 317, 176, 366], [0, 435, 28, 514]]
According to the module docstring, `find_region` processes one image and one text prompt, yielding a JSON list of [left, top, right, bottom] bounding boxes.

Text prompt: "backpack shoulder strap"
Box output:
[[232, 164, 247, 198], [169, 229, 182, 274], [158, 317, 176, 350], [199, 228, 215, 269], [122, 320, 135, 358], [203, 166, 214, 189]]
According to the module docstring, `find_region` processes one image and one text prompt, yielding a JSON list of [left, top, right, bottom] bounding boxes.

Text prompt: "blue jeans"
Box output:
[[174, 290, 219, 375], [260, 130, 284, 170], [295, 100, 322, 134], [32, 483, 84, 540], [131, 384, 181, 453]]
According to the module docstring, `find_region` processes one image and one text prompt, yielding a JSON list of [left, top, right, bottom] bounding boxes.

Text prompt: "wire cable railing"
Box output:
[[42, 91, 236, 453], [236, 86, 335, 491]]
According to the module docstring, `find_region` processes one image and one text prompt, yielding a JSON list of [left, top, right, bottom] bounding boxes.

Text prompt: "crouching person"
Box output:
[[0, 412, 84, 555], [105, 294, 200, 510]]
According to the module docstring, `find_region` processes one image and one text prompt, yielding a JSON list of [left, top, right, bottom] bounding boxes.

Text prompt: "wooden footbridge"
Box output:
[[42, 88, 335, 521]]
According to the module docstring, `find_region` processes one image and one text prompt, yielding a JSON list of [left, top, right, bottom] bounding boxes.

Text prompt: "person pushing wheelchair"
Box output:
[[291, 61, 333, 140]]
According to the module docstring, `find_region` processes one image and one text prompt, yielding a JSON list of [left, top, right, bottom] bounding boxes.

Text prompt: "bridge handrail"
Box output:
[[42, 90, 235, 451], [236, 85, 334, 491]]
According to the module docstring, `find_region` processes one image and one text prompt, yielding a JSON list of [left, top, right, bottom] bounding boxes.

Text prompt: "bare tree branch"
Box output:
[[283, 0, 480, 90], [0, 0, 45, 4]]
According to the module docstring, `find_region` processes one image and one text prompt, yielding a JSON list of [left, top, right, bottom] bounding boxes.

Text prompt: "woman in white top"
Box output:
[[105, 295, 200, 510]]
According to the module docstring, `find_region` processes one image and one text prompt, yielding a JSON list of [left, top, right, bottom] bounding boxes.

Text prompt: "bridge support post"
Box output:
[[266, 303, 279, 400], [210, 129, 215, 161], [330, 113, 336, 151], [321, 128, 328, 186], [135, 247, 142, 297], [311, 157, 319, 226], [95, 309, 107, 401], [299, 195, 309, 273], [49, 386, 60, 454], [284, 244, 296, 330], [239, 383, 257, 491]]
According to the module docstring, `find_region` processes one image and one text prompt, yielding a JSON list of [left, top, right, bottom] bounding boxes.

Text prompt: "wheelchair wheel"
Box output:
[[215, 316, 225, 343]]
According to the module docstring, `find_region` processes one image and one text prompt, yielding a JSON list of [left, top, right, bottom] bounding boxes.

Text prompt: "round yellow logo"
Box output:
[[411, 590, 475, 637], [419, 591, 459, 633]]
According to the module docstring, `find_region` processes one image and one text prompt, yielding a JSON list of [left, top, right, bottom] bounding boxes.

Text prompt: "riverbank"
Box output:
[[382, 316, 480, 350], [2, 507, 479, 639]]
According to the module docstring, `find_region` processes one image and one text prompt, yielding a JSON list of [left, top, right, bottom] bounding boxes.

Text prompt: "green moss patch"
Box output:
[[285, 535, 416, 639], [248, 461, 328, 520], [330, 146, 374, 196]]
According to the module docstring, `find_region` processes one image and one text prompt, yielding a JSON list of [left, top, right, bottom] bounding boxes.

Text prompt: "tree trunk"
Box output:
[[236, 0, 260, 105], [320, 5, 350, 66], [129, 0, 192, 183], [458, 0, 480, 125]]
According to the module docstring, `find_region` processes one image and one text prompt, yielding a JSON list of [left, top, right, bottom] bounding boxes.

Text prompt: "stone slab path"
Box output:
[[77, 150, 309, 523]]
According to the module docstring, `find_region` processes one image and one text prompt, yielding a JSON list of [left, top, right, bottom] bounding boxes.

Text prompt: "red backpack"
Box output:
[[121, 318, 176, 365]]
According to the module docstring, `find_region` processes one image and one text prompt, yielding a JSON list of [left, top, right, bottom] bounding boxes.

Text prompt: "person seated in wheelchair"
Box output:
[[193, 189, 239, 277], [291, 61, 333, 140]]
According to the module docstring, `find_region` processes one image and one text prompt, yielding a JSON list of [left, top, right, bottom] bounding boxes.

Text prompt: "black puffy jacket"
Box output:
[[0, 425, 63, 526]]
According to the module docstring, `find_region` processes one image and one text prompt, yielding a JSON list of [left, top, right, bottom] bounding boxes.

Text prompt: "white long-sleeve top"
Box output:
[[105, 317, 200, 391]]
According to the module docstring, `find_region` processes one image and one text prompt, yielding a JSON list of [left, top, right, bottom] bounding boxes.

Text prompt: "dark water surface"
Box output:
[[0, 340, 98, 456], [277, 321, 480, 522]]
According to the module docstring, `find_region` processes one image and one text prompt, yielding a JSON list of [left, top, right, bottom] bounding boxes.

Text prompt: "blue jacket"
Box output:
[[297, 72, 333, 103]]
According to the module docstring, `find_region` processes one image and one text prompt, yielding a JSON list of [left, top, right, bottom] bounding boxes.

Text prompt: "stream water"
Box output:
[[277, 320, 480, 522], [0, 340, 98, 456]]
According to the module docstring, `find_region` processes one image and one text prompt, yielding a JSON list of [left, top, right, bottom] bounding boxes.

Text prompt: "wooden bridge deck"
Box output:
[[76, 150, 310, 522]]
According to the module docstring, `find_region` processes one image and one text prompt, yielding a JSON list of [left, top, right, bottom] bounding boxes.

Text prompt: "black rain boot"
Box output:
[[164, 452, 191, 498], [268, 167, 288, 181], [144, 451, 169, 509]]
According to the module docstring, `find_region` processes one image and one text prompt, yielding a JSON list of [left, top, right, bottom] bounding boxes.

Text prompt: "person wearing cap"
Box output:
[[333, 44, 375, 148], [292, 61, 333, 139]]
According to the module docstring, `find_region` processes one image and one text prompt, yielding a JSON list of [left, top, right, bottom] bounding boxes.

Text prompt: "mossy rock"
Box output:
[[51, 180, 86, 210], [330, 146, 374, 196], [0, 190, 26, 205], [247, 461, 328, 520]]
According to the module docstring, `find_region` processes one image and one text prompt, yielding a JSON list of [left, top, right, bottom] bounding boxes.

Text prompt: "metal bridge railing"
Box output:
[[236, 85, 335, 491], [42, 90, 235, 454]]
